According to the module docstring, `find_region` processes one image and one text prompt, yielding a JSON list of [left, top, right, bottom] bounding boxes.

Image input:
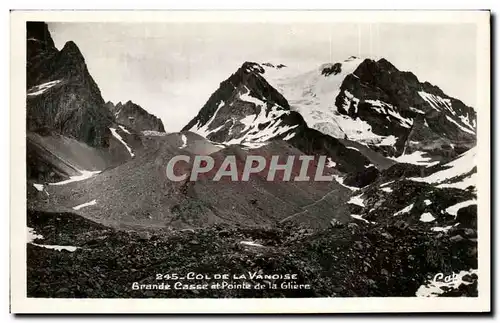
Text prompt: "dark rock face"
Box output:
[[26, 22, 112, 148], [321, 63, 342, 76], [182, 61, 372, 174], [334, 58, 476, 159], [456, 205, 477, 229], [26, 22, 56, 71], [343, 166, 380, 188], [261, 62, 286, 69], [106, 100, 165, 133], [286, 122, 371, 174]]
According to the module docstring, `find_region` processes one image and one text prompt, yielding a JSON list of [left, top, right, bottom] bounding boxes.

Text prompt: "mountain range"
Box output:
[[26, 22, 166, 183], [25, 22, 479, 298]]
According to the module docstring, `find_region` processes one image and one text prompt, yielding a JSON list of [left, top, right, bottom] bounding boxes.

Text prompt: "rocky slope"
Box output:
[[341, 147, 477, 228], [29, 132, 353, 230], [27, 129, 127, 183], [27, 209, 477, 298], [28, 145, 477, 298]]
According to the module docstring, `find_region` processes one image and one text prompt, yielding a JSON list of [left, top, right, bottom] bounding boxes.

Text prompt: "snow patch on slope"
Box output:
[[119, 125, 131, 134], [27, 227, 79, 252], [380, 180, 395, 187], [431, 224, 458, 233], [365, 100, 413, 129], [27, 80, 62, 96], [348, 194, 365, 207], [419, 212, 436, 222], [27, 227, 44, 243], [333, 175, 360, 191], [445, 199, 476, 218], [350, 214, 371, 224], [326, 158, 337, 168], [419, 91, 475, 135], [394, 203, 414, 216], [458, 113, 475, 131], [410, 107, 425, 114], [389, 151, 440, 166], [240, 241, 264, 247], [411, 147, 476, 188], [446, 115, 475, 135], [110, 127, 134, 157], [192, 101, 226, 138], [437, 173, 476, 190], [379, 135, 397, 146], [73, 199, 97, 210], [179, 134, 188, 149], [418, 91, 453, 114], [50, 170, 101, 186]]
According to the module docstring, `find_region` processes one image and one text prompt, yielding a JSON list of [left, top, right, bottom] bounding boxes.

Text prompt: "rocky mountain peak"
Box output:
[[27, 21, 55, 48], [26, 22, 112, 148], [375, 57, 398, 71], [182, 61, 291, 135], [332, 57, 476, 159], [56, 41, 89, 78], [241, 61, 266, 75], [321, 63, 343, 76], [60, 41, 84, 59], [108, 100, 165, 133]]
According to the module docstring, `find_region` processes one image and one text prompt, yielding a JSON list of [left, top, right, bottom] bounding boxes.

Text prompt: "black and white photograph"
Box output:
[[10, 10, 491, 313]]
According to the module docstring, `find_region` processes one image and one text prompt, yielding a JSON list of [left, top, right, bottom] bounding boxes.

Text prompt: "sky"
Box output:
[[48, 22, 477, 132]]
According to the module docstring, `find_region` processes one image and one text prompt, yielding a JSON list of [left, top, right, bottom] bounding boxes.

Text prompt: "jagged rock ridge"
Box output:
[[106, 100, 165, 133]]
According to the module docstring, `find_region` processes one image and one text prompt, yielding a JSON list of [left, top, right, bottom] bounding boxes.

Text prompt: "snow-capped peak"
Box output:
[[186, 82, 297, 149], [261, 57, 386, 141], [256, 56, 476, 160]]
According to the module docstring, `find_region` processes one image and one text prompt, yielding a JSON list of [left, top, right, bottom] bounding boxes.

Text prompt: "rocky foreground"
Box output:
[[27, 209, 477, 298]]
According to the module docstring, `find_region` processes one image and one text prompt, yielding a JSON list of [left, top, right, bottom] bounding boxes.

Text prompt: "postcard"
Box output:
[[10, 10, 490, 314]]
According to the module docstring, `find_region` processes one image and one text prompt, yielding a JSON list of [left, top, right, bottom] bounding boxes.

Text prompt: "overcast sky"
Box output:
[[48, 22, 477, 131]]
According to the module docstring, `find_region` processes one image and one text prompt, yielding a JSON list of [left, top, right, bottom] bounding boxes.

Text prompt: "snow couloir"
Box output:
[[166, 155, 335, 182]]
